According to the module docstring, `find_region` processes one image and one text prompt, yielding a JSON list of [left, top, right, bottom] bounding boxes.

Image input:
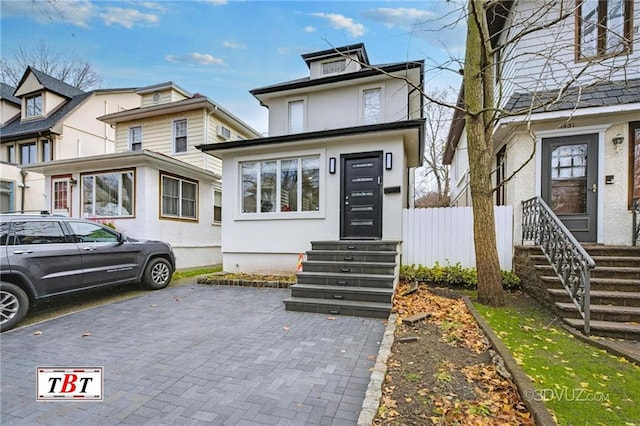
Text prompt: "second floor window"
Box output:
[[42, 139, 52, 162], [20, 143, 36, 165], [577, 0, 633, 60], [288, 100, 304, 134], [362, 88, 381, 125], [129, 126, 142, 151], [7, 145, 16, 163], [174, 119, 187, 153], [25, 94, 42, 118]]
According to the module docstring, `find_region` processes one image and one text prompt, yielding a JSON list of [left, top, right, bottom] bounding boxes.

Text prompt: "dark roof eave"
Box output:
[[250, 61, 424, 96], [0, 128, 59, 144], [197, 119, 425, 153]]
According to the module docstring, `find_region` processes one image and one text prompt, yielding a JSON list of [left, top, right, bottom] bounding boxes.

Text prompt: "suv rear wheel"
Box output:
[[143, 258, 173, 290], [0, 282, 29, 332]]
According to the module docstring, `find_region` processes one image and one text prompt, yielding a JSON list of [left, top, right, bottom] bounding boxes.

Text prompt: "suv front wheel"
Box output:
[[143, 258, 173, 290], [0, 282, 29, 332]]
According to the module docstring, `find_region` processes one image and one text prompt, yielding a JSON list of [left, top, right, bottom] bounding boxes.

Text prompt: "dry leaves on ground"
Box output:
[[374, 282, 534, 425]]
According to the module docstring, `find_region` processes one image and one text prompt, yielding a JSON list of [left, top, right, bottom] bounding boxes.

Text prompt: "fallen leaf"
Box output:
[[33, 331, 43, 336], [282, 326, 290, 330], [82, 332, 91, 337], [327, 317, 335, 320]]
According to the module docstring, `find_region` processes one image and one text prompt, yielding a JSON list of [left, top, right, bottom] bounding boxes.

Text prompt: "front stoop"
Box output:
[[284, 240, 400, 318], [514, 245, 640, 340]]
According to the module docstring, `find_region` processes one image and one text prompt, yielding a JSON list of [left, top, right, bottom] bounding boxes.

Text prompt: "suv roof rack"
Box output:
[[0, 210, 51, 215]]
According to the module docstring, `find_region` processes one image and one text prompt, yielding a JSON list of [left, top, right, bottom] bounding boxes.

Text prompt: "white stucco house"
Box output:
[[20, 81, 261, 269], [0, 67, 139, 213], [197, 43, 425, 274], [444, 0, 640, 247]]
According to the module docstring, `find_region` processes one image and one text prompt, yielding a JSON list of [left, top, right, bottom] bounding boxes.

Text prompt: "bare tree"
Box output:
[[415, 87, 454, 206], [1, 41, 102, 90]]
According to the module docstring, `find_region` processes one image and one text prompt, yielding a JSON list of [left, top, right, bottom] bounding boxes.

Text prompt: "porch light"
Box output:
[[612, 134, 624, 151], [329, 157, 336, 174], [69, 178, 78, 187], [385, 152, 393, 170]]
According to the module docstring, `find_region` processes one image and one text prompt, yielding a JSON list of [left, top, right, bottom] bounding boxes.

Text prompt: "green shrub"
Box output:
[[400, 263, 520, 291]]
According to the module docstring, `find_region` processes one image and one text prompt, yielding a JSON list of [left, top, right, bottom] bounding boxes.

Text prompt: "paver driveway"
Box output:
[[0, 283, 386, 425]]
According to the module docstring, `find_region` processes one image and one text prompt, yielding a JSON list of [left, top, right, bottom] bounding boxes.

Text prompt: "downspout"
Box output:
[[20, 170, 28, 212]]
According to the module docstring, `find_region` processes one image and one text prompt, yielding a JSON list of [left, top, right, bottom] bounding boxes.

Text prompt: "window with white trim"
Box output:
[[362, 88, 381, 124], [577, 0, 633, 59], [42, 139, 52, 162], [161, 173, 197, 219], [288, 100, 304, 134], [82, 170, 134, 218], [173, 119, 187, 153], [7, 145, 16, 163], [25, 94, 42, 118], [0, 180, 15, 213], [213, 190, 222, 223], [241, 156, 319, 214], [129, 126, 142, 151]]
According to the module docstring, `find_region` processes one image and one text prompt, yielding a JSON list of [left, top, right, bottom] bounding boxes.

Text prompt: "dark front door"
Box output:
[[340, 152, 383, 239], [542, 134, 598, 242]]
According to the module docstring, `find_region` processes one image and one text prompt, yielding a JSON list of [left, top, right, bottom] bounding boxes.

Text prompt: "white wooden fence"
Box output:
[[402, 206, 514, 270]]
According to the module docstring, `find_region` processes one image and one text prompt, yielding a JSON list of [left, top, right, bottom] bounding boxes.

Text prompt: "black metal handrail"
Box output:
[[633, 197, 639, 246], [522, 196, 595, 335]]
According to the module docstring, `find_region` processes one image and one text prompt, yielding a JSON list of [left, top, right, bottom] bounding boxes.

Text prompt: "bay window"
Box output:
[[82, 170, 134, 218], [241, 155, 320, 214]]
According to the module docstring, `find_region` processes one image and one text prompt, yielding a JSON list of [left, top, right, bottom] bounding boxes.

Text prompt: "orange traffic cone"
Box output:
[[297, 253, 304, 273]]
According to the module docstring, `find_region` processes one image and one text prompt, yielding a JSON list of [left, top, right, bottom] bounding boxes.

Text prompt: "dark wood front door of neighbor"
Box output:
[[542, 134, 598, 242], [340, 152, 383, 239]]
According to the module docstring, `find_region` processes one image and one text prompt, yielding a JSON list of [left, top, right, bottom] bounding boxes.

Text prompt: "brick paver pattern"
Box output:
[[0, 284, 385, 425]]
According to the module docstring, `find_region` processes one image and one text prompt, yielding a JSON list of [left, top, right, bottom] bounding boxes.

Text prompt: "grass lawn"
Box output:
[[173, 266, 222, 281], [472, 293, 640, 425]]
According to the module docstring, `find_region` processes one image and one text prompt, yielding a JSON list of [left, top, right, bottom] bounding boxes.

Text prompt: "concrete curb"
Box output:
[[463, 296, 558, 426], [357, 313, 397, 426], [559, 324, 640, 366]]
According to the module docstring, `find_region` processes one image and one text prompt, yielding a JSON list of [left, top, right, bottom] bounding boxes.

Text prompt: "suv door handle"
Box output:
[[13, 250, 33, 254], [83, 247, 97, 251]]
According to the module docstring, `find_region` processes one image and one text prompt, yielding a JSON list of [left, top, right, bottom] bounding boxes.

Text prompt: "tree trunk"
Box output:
[[464, 0, 505, 307]]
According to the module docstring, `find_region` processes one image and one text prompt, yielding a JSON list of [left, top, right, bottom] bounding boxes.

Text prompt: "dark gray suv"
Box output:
[[0, 213, 176, 331]]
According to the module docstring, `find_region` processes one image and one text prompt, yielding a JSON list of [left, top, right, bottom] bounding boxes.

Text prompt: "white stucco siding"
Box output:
[[499, 0, 640, 107], [62, 93, 139, 158], [1, 102, 20, 125], [503, 111, 637, 245], [1, 163, 45, 213], [266, 78, 411, 137], [218, 135, 407, 274]]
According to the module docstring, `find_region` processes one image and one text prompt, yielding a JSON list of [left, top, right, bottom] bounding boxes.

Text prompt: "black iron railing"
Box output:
[[633, 198, 640, 247], [522, 196, 595, 335]]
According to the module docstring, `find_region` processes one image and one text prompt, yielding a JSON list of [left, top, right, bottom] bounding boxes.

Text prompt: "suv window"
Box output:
[[67, 221, 119, 243], [12, 221, 68, 245]]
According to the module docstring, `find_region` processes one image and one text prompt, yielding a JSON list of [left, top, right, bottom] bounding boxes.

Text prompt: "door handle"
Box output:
[[83, 247, 97, 251], [591, 183, 597, 192], [13, 250, 33, 254]]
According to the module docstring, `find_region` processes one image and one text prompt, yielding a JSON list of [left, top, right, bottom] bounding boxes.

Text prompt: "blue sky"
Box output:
[[1, 0, 466, 134]]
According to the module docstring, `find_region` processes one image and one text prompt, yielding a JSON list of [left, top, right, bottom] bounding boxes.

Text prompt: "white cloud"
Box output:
[[304, 26, 316, 33], [101, 7, 159, 29], [362, 7, 434, 29], [204, 0, 228, 5], [223, 40, 246, 49], [0, 0, 96, 27], [310, 13, 365, 37], [165, 53, 226, 66]]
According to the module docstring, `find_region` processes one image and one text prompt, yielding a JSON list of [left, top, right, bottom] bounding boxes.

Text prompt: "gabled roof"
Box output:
[[136, 81, 190, 97], [0, 88, 136, 143], [503, 78, 640, 114], [15, 66, 84, 98], [1, 83, 20, 105]]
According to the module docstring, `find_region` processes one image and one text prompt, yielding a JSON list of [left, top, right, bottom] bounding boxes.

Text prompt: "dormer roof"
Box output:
[[301, 43, 370, 68], [14, 66, 84, 99], [136, 81, 191, 98]]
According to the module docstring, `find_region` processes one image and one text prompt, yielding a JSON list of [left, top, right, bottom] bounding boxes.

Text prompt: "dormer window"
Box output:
[[322, 59, 346, 75], [25, 93, 42, 118]]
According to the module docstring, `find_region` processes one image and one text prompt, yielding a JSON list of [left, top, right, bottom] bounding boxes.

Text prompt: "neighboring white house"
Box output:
[[444, 0, 640, 246], [19, 81, 262, 269], [197, 43, 425, 273], [0, 67, 139, 213]]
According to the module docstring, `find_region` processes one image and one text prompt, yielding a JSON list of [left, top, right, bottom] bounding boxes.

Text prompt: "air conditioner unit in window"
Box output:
[[216, 125, 231, 140]]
